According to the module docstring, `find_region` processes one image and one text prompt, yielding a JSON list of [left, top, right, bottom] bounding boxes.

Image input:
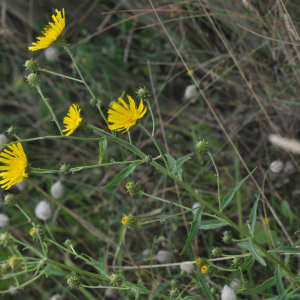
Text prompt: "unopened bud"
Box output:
[[212, 247, 222, 258], [60, 163, 70, 175], [64, 239, 73, 248], [4, 194, 18, 207], [0, 232, 14, 248], [30, 225, 46, 241], [222, 231, 233, 244], [8, 256, 20, 269], [196, 139, 210, 154], [136, 87, 150, 101], [90, 98, 97, 107], [67, 276, 81, 289], [24, 59, 40, 71], [26, 73, 40, 87], [126, 181, 141, 195], [143, 155, 152, 164], [6, 126, 17, 137], [110, 273, 123, 287], [231, 257, 243, 268], [169, 288, 180, 299]]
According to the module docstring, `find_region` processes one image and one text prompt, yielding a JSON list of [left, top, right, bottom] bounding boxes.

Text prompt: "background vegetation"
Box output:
[[1, 0, 300, 299]]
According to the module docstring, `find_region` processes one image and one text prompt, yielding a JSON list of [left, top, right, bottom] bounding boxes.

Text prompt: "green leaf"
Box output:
[[284, 239, 300, 265], [275, 265, 287, 300], [194, 272, 214, 300], [99, 138, 107, 164], [88, 256, 107, 275], [102, 162, 142, 188], [248, 237, 266, 266], [165, 154, 176, 170], [199, 220, 227, 230], [183, 296, 201, 300], [171, 156, 191, 173], [221, 167, 257, 210], [240, 255, 255, 271], [270, 246, 300, 254], [249, 192, 260, 235], [181, 206, 203, 255], [236, 277, 275, 295], [125, 282, 149, 295]]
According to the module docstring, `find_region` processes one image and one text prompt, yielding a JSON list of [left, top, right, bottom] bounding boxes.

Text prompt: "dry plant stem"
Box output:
[[64, 45, 108, 125], [208, 152, 221, 211], [36, 86, 63, 135], [38, 68, 83, 83]]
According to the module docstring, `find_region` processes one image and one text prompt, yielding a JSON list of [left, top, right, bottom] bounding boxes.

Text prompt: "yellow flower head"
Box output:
[[122, 216, 129, 225], [108, 95, 147, 132], [263, 218, 270, 225], [63, 104, 82, 136], [187, 69, 194, 76], [201, 265, 208, 274], [29, 9, 65, 51], [195, 258, 202, 265], [0, 143, 28, 190]]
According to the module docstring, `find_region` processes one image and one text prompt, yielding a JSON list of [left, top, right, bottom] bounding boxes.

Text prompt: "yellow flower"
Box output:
[[122, 216, 129, 225], [0, 143, 28, 190], [108, 95, 147, 132], [201, 265, 208, 274], [63, 104, 82, 136], [195, 258, 202, 265], [263, 218, 270, 225], [29, 9, 65, 51], [187, 69, 194, 76]]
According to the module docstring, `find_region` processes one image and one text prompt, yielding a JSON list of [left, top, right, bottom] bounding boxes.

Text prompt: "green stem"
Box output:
[[138, 123, 170, 170], [208, 152, 221, 211], [96, 102, 110, 127], [38, 68, 83, 83], [145, 100, 155, 136], [36, 87, 63, 135], [82, 285, 127, 289], [64, 45, 108, 125], [128, 131, 132, 144]]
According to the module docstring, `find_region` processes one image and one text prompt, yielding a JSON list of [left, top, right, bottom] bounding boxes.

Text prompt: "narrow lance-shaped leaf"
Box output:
[[248, 237, 266, 266], [199, 219, 228, 230], [194, 272, 214, 300], [171, 156, 191, 174], [275, 265, 287, 300], [99, 138, 107, 164], [102, 162, 142, 189], [236, 277, 275, 295], [271, 246, 300, 254], [221, 167, 257, 210], [249, 191, 261, 235], [181, 206, 203, 255], [165, 154, 177, 170]]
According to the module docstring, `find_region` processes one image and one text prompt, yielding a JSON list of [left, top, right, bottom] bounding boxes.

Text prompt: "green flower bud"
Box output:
[[169, 288, 180, 299], [8, 255, 20, 269], [171, 279, 180, 288], [26, 73, 40, 87], [64, 239, 73, 248], [1, 262, 10, 274], [195, 139, 210, 154], [0, 232, 14, 248], [136, 87, 150, 101], [211, 247, 222, 258], [6, 126, 17, 136], [60, 163, 70, 175], [222, 231, 233, 244], [210, 287, 219, 295], [90, 98, 97, 107], [4, 194, 18, 207], [30, 225, 46, 241], [67, 276, 81, 289], [110, 273, 123, 287], [232, 257, 243, 268], [54, 35, 67, 47], [126, 182, 141, 195], [122, 215, 138, 229], [24, 59, 40, 72], [143, 155, 152, 164], [78, 118, 88, 129]]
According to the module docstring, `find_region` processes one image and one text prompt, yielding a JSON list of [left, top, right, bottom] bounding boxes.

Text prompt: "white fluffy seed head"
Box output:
[[221, 285, 237, 300], [15, 180, 26, 191], [45, 46, 58, 61], [0, 213, 9, 227], [0, 134, 8, 151], [156, 250, 171, 263], [50, 294, 62, 300], [9, 285, 17, 295], [105, 288, 116, 298], [184, 85, 197, 100], [269, 134, 300, 154], [142, 249, 151, 257], [192, 202, 202, 215], [51, 181, 64, 198], [180, 263, 194, 274], [270, 160, 283, 173], [35, 200, 52, 221]]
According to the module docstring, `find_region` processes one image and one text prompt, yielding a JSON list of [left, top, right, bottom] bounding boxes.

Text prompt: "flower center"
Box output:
[[125, 114, 132, 121]]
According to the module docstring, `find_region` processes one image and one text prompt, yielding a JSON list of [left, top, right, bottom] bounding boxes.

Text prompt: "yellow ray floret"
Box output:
[[29, 8, 65, 51], [108, 95, 147, 132], [0, 143, 28, 190], [63, 104, 82, 136]]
